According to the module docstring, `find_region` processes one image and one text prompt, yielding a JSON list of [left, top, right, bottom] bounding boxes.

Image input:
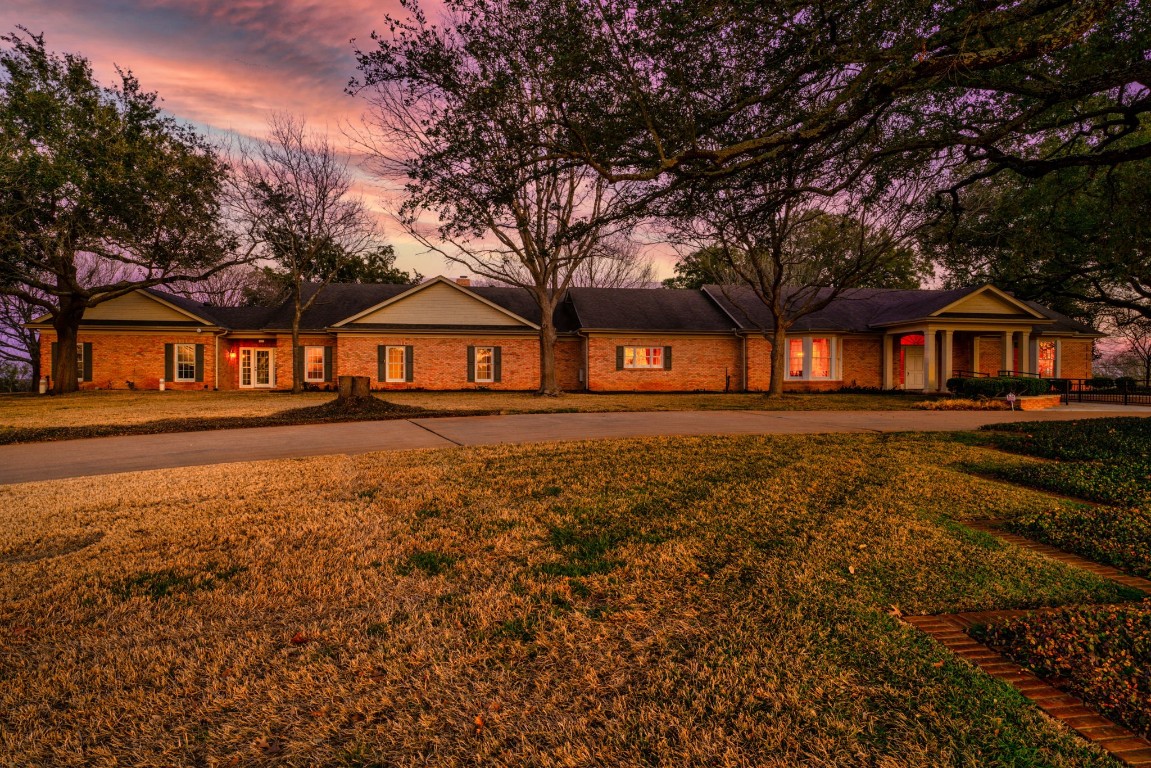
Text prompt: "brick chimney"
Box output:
[[456, 276, 471, 287]]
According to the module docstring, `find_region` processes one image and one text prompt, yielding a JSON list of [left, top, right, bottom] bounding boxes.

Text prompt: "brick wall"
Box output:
[[555, 337, 584, 392], [1059, 339, 1093, 380], [977, 335, 1004, 376], [337, 335, 543, 390], [841, 338, 882, 388], [951, 334, 974, 375], [587, 335, 741, 392], [39, 331, 218, 391]]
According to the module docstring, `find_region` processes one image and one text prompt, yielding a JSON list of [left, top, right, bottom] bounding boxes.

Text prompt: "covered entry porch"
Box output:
[[880, 326, 1057, 392]]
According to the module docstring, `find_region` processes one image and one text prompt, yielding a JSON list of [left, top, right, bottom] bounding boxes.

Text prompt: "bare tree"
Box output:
[[233, 114, 376, 393], [0, 293, 39, 384], [167, 265, 273, 308], [681, 163, 929, 396], [571, 236, 657, 288], [1100, 309, 1151, 386], [352, 0, 634, 395]]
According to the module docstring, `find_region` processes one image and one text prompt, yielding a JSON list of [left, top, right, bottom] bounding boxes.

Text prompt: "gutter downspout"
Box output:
[[213, 330, 227, 390], [578, 331, 590, 391], [742, 332, 749, 393]]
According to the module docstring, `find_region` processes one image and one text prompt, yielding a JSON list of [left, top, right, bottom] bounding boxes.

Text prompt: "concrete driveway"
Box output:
[[0, 405, 1145, 485]]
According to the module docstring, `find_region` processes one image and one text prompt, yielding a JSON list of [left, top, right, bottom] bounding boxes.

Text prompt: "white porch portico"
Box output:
[[876, 286, 1054, 391]]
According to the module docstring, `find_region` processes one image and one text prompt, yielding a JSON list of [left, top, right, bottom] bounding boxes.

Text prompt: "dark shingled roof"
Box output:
[[140, 281, 1100, 337], [702, 284, 1100, 335], [568, 287, 736, 332]]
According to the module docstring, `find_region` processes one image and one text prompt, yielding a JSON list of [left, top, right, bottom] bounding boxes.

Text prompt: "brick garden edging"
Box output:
[[905, 522, 1151, 766]]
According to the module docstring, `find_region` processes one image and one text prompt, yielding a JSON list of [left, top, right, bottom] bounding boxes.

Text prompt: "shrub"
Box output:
[[948, 376, 1051, 398], [974, 602, 1151, 740], [1088, 377, 1116, 390]]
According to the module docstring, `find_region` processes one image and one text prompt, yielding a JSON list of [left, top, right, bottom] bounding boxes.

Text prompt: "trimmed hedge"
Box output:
[[946, 376, 1052, 398]]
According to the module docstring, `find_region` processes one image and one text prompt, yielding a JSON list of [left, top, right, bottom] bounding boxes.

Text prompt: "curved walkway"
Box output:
[[0, 405, 1146, 485]]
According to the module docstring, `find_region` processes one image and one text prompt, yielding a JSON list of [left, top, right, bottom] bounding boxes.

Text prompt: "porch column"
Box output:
[[972, 336, 981, 376], [1001, 331, 1014, 375], [924, 327, 938, 391], [882, 333, 894, 390], [1019, 330, 1032, 375], [941, 330, 954, 390]]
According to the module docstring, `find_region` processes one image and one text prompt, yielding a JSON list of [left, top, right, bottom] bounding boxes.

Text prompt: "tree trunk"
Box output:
[[51, 300, 85, 394], [767, 323, 788, 397], [291, 286, 303, 394], [538, 312, 560, 396], [337, 375, 371, 400]]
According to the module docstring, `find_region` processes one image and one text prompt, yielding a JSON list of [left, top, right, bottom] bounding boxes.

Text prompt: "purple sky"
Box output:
[[2, 1, 673, 280], [2, 1, 447, 276]]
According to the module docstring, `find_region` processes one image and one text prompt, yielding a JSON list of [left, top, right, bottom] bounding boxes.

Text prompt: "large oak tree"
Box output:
[[0, 29, 243, 393]]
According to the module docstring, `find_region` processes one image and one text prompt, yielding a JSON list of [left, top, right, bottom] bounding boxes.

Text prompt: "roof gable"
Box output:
[[80, 289, 215, 324], [930, 285, 1046, 319], [335, 276, 538, 329]]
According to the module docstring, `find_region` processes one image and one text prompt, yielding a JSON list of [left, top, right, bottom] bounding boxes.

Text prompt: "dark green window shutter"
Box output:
[[377, 345, 386, 381], [194, 344, 204, 383], [466, 345, 476, 382], [294, 346, 304, 384], [616, 346, 625, 370], [82, 343, 93, 382], [50, 342, 57, 375], [663, 346, 673, 371], [493, 346, 502, 383], [164, 343, 174, 381], [404, 345, 414, 383], [324, 346, 333, 381]]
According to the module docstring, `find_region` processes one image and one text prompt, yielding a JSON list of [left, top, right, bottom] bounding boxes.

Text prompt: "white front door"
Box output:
[[904, 346, 925, 389], [240, 348, 275, 388]]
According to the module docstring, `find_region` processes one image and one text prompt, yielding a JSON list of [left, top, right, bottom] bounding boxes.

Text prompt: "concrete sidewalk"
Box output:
[[0, 406, 1145, 485]]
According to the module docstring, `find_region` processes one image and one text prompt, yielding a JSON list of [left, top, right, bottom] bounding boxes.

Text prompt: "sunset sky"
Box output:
[[4, 2, 673, 279]]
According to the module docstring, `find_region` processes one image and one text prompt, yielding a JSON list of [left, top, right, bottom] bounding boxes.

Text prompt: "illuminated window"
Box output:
[[811, 338, 831, 379], [385, 346, 406, 382], [475, 347, 495, 382], [175, 343, 196, 382], [788, 339, 805, 377], [624, 346, 664, 369], [786, 337, 836, 380], [304, 346, 326, 382], [1038, 340, 1057, 378]]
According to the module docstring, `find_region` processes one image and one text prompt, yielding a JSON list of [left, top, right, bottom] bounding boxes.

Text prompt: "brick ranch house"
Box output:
[[29, 276, 1099, 393]]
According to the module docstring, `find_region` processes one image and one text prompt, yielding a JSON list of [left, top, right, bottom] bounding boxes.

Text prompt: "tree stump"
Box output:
[[337, 375, 372, 402]]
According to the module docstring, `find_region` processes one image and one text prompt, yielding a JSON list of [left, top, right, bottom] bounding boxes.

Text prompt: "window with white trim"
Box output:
[[623, 346, 663, 369], [474, 346, 495, 382], [174, 343, 196, 382], [1038, 340, 1058, 378], [75, 344, 84, 375], [304, 346, 325, 382], [385, 346, 406, 382], [785, 336, 837, 380]]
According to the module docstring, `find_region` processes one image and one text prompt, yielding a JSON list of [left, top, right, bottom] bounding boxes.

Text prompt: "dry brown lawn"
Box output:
[[0, 434, 1131, 767], [0, 389, 918, 430]]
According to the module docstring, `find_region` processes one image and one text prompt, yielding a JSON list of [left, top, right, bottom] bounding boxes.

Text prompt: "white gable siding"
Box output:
[[351, 282, 525, 326], [83, 291, 200, 322], [944, 291, 1026, 315]]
